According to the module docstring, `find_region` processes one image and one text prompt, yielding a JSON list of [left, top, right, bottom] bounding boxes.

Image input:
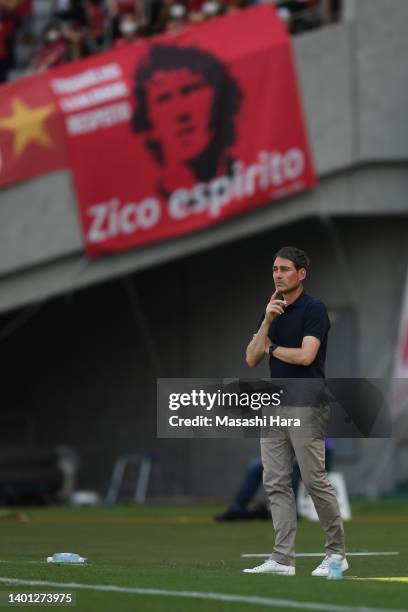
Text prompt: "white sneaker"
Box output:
[[311, 555, 349, 577], [243, 559, 295, 575]]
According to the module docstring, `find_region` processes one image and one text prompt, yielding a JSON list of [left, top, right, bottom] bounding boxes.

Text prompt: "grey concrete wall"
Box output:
[[356, 0, 408, 160], [295, 23, 355, 173], [0, 172, 81, 274], [1, 0, 408, 302]]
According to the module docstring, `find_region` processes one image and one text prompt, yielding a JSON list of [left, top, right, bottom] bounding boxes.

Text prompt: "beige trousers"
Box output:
[[260, 406, 345, 567]]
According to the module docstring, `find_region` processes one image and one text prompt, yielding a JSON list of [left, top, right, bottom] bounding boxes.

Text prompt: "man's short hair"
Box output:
[[274, 246, 310, 271]]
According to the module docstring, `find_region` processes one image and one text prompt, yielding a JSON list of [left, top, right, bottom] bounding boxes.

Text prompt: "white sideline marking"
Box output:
[[0, 560, 90, 566], [0, 560, 46, 565], [241, 552, 400, 558], [0, 578, 406, 612]]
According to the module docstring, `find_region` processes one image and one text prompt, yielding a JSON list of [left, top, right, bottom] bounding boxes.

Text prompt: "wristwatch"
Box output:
[[268, 343, 278, 356]]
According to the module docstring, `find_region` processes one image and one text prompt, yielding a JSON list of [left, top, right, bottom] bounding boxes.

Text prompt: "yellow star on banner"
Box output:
[[0, 98, 55, 157]]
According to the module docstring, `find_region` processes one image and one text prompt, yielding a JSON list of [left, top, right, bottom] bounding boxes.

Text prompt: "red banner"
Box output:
[[0, 75, 68, 186], [0, 5, 316, 256]]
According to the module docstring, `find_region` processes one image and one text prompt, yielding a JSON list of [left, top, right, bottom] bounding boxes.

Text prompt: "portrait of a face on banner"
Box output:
[[47, 5, 316, 255]]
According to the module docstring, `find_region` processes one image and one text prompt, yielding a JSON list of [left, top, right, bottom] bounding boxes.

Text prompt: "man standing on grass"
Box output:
[[243, 246, 347, 577]]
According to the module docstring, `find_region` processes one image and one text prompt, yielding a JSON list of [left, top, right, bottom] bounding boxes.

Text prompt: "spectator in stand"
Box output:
[[186, 0, 241, 23], [0, 0, 25, 78], [84, 0, 107, 51], [278, 0, 318, 12], [12, 0, 36, 71], [0, 13, 7, 81], [0, 0, 340, 85], [8, 0, 33, 64], [270, 0, 321, 33], [155, 0, 186, 34], [53, 0, 88, 26], [52, 0, 91, 60], [30, 20, 69, 72], [62, 22, 88, 61], [107, 0, 145, 39], [247, 0, 320, 31], [13, 0, 31, 34], [165, 2, 187, 32], [223, 0, 247, 15], [186, 0, 210, 22], [108, 0, 144, 18], [113, 11, 146, 48], [200, 1, 222, 20]]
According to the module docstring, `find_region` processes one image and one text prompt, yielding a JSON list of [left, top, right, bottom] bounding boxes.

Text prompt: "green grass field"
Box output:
[[0, 501, 407, 611]]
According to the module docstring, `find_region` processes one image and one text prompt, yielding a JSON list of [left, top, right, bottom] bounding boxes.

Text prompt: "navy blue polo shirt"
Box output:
[[258, 291, 330, 378]]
